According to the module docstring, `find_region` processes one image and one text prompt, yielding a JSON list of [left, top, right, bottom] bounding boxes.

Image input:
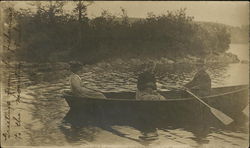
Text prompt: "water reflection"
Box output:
[[60, 106, 248, 146], [61, 110, 160, 145]]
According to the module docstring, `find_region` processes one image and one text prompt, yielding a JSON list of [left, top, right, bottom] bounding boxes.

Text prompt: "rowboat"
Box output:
[[63, 85, 248, 125]]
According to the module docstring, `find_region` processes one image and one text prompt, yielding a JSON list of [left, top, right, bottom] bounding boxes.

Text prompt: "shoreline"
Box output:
[[2, 52, 246, 69]]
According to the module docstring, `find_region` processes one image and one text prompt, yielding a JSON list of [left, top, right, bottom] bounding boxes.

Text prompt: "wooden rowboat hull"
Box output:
[[63, 85, 248, 124]]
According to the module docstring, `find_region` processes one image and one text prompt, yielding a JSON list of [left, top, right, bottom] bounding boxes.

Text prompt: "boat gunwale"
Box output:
[[64, 85, 248, 102]]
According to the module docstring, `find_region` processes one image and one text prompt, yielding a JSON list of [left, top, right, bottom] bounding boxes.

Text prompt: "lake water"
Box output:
[[1, 44, 249, 147]]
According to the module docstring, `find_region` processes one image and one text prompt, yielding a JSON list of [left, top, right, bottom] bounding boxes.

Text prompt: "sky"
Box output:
[[12, 1, 249, 27]]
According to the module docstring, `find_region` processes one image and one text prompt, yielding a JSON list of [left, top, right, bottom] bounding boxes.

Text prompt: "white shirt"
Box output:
[[69, 73, 106, 99], [70, 73, 82, 94]]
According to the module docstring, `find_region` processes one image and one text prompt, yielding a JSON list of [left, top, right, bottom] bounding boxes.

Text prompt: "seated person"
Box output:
[[184, 59, 211, 96], [136, 62, 165, 100], [69, 61, 107, 99]]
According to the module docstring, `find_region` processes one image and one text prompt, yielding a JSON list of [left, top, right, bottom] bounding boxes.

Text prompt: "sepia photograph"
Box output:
[[0, 1, 249, 148]]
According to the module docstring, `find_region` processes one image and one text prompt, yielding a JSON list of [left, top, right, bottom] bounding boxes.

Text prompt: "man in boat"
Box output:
[[69, 61, 107, 99], [184, 59, 211, 96], [136, 61, 165, 100]]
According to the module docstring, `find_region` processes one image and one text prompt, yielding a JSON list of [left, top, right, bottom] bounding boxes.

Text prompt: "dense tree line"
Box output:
[[5, 1, 231, 63]]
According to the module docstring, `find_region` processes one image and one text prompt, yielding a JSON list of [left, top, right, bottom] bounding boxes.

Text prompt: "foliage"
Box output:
[[6, 3, 231, 63]]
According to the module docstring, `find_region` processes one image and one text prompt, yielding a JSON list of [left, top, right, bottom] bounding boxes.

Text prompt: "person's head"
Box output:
[[196, 59, 206, 70], [143, 60, 157, 73], [69, 61, 82, 74]]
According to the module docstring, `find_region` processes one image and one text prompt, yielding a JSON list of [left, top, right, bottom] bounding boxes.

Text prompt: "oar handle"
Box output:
[[166, 85, 211, 108], [185, 89, 211, 109]]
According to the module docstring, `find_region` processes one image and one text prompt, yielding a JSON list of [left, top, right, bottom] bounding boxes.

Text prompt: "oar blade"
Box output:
[[210, 107, 234, 125]]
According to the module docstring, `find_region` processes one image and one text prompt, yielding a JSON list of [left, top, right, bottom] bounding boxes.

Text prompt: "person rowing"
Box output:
[[184, 59, 211, 96], [136, 61, 165, 100], [69, 61, 107, 99], [172, 59, 232, 125]]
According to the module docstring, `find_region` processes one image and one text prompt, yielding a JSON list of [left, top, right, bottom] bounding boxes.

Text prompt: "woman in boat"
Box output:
[[136, 61, 165, 100], [69, 61, 107, 99], [184, 59, 211, 96]]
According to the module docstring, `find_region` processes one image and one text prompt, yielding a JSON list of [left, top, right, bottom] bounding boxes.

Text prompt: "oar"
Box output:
[[184, 88, 233, 125]]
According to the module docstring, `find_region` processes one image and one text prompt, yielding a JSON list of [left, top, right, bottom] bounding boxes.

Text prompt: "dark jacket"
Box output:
[[185, 69, 211, 95], [137, 71, 157, 91]]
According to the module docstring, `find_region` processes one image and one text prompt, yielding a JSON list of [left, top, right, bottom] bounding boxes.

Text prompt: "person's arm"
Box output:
[[79, 87, 107, 99], [184, 72, 200, 89], [188, 85, 200, 89], [184, 79, 196, 89], [71, 76, 106, 99], [185, 71, 211, 90]]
